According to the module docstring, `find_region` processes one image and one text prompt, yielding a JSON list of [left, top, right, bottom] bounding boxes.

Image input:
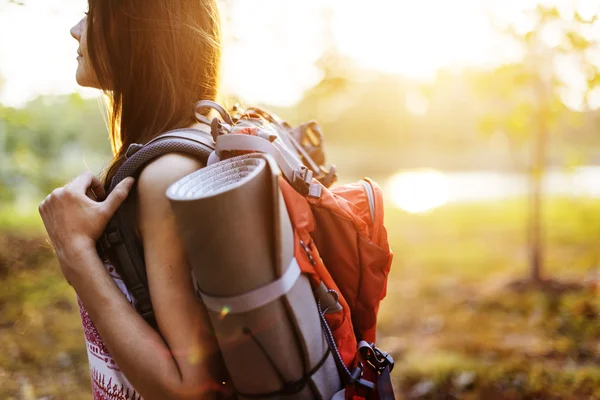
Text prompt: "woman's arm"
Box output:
[[65, 245, 217, 400], [40, 156, 226, 400], [136, 153, 227, 396]]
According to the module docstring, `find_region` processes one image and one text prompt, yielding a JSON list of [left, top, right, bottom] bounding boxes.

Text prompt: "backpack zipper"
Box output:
[[361, 180, 375, 224]]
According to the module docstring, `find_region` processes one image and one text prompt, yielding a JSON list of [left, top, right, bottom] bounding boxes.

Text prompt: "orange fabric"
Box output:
[[281, 179, 357, 366], [231, 126, 259, 136], [280, 176, 393, 371], [308, 179, 393, 344]]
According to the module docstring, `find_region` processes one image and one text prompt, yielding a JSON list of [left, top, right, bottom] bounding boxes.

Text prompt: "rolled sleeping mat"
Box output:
[[166, 154, 341, 399]]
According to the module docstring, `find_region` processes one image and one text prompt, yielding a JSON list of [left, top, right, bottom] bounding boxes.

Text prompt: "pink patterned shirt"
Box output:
[[77, 263, 143, 400]]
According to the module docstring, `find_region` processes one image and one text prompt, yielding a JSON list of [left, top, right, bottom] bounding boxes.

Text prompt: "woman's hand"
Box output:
[[39, 171, 135, 264]]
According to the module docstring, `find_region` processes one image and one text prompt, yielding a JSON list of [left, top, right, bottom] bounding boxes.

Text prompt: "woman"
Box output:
[[38, 1, 227, 399]]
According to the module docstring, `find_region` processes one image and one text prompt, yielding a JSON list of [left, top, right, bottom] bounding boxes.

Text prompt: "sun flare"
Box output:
[[388, 170, 450, 213], [1, 0, 598, 107]]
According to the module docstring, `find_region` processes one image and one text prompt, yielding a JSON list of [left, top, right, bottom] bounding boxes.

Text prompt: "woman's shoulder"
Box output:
[[137, 152, 203, 199], [125, 152, 204, 240], [130, 152, 203, 238]]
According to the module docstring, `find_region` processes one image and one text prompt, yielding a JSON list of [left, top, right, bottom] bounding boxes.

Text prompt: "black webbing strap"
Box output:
[[377, 365, 395, 400], [317, 296, 396, 399], [101, 218, 155, 321], [234, 347, 333, 399], [98, 127, 215, 327]]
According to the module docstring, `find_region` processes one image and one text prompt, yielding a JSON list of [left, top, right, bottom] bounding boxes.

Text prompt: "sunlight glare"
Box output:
[[388, 170, 450, 213], [1, 0, 599, 107], [331, 0, 498, 79]]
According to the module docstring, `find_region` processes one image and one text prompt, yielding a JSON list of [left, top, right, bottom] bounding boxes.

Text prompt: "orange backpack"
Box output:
[[100, 100, 395, 399], [280, 178, 394, 399]]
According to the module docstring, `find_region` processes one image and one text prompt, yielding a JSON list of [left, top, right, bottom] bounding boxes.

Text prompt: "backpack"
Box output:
[[98, 100, 395, 399]]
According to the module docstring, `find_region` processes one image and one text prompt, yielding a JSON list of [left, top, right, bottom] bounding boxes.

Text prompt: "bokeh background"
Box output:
[[1, 0, 600, 398]]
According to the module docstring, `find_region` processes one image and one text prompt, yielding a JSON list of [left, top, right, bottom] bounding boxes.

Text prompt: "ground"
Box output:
[[0, 198, 598, 399], [379, 199, 600, 399]]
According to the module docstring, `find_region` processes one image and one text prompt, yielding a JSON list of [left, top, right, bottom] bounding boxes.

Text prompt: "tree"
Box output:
[[476, 4, 600, 284]]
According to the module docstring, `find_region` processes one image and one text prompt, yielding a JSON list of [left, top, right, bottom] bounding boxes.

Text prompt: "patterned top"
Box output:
[[77, 263, 143, 400]]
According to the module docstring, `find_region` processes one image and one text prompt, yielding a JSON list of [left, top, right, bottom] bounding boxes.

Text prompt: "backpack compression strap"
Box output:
[[98, 127, 215, 326]]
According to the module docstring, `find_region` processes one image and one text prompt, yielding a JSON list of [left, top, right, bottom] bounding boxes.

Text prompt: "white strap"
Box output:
[[216, 134, 300, 182], [199, 258, 302, 314], [216, 134, 322, 197]]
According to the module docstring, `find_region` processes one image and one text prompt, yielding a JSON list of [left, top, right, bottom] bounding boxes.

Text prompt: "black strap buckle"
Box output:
[[106, 230, 122, 246], [357, 378, 376, 392], [358, 341, 395, 373], [292, 166, 312, 195], [130, 283, 154, 321], [293, 166, 323, 198], [100, 226, 123, 252], [350, 363, 376, 394], [350, 343, 395, 397]]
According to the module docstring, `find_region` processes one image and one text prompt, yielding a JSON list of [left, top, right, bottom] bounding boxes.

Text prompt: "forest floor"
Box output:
[[379, 198, 600, 399], [0, 198, 599, 399]]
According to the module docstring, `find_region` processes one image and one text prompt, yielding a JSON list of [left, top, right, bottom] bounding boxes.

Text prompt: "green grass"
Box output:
[[0, 197, 599, 398]]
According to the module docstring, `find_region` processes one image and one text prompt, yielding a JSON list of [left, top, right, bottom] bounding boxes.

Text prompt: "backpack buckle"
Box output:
[[292, 166, 312, 195], [357, 378, 376, 392], [292, 167, 322, 198], [358, 341, 395, 373], [100, 228, 122, 250], [350, 364, 363, 382], [350, 363, 375, 394], [373, 346, 395, 372]]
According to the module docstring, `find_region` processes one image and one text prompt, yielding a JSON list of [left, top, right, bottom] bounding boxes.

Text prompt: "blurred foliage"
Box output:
[[273, 68, 600, 180], [0, 94, 111, 206], [473, 4, 600, 156], [2, 64, 600, 206], [459, 5, 600, 283]]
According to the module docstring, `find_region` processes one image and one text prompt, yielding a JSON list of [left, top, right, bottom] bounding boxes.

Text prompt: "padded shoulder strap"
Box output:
[[109, 128, 214, 191], [145, 128, 216, 151], [100, 127, 215, 326]]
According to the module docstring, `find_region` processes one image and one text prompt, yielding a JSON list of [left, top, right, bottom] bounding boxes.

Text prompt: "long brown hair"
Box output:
[[86, 0, 222, 188]]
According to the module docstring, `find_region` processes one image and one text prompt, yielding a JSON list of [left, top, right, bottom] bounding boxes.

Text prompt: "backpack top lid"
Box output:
[[196, 100, 338, 191]]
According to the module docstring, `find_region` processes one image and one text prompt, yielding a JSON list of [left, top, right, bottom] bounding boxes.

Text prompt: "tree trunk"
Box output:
[[528, 119, 546, 283]]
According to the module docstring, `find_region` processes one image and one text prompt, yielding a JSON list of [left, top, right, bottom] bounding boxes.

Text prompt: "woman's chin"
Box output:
[[75, 75, 100, 89], [75, 66, 100, 89]]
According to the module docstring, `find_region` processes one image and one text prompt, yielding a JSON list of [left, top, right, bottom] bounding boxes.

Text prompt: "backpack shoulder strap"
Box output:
[[99, 127, 215, 326], [108, 127, 215, 191]]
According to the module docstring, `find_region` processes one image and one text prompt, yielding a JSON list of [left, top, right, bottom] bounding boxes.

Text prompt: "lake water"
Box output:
[[385, 166, 600, 213]]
